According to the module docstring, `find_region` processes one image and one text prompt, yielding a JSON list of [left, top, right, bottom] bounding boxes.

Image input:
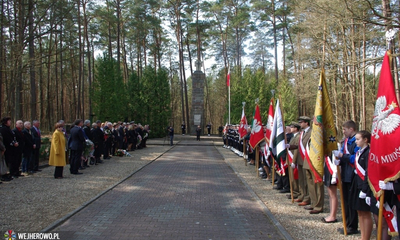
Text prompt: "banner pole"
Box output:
[[336, 165, 347, 236], [272, 157, 275, 187], [377, 193, 385, 240], [256, 146, 259, 177], [288, 155, 294, 203], [244, 139, 247, 166]]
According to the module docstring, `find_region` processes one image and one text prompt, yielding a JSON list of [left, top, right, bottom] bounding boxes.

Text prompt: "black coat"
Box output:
[[0, 124, 15, 153], [68, 126, 85, 151], [91, 127, 104, 147], [22, 128, 35, 157], [13, 128, 25, 154], [83, 126, 92, 141], [196, 128, 201, 136], [354, 146, 370, 193]]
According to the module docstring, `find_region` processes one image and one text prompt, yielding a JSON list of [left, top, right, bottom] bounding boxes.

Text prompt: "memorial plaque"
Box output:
[[194, 115, 201, 125]]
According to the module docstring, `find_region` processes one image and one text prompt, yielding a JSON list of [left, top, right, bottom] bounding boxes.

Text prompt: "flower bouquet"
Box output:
[[115, 149, 132, 157], [83, 139, 94, 158]]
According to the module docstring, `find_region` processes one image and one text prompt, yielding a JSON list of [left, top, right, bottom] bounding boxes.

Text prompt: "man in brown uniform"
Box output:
[[296, 116, 311, 207], [301, 116, 324, 214], [286, 122, 301, 199]]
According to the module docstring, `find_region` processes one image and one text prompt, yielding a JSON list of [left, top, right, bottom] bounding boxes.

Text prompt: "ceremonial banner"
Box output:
[[308, 69, 337, 183], [249, 104, 264, 149], [269, 99, 287, 161], [264, 99, 275, 159], [238, 108, 248, 139], [368, 51, 400, 197]]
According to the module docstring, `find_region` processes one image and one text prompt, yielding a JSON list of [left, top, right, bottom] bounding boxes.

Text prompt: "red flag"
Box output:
[[249, 104, 264, 149], [368, 51, 400, 197], [227, 69, 230, 87], [238, 108, 248, 139]]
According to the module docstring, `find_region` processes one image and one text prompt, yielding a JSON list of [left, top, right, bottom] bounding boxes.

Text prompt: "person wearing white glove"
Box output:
[[336, 122, 360, 235], [379, 180, 394, 190], [359, 191, 367, 199], [365, 197, 370, 206], [334, 159, 340, 166], [291, 163, 296, 169], [348, 131, 372, 239]]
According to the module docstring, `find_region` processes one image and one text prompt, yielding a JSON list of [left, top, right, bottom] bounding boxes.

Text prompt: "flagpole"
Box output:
[[337, 164, 347, 236], [271, 90, 276, 187], [377, 193, 385, 240], [228, 85, 231, 125], [254, 98, 259, 177]]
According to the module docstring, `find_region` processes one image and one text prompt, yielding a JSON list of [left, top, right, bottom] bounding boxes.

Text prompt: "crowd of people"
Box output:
[[223, 117, 400, 240], [0, 117, 150, 181]]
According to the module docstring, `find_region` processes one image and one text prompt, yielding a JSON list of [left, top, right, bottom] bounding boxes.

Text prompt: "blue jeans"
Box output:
[[22, 153, 32, 172], [170, 135, 173, 146]]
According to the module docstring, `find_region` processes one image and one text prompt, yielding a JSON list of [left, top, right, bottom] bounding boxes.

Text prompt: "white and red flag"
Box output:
[[249, 104, 264, 149], [368, 51, 400, 198], [263, 99, 274, 159], [238, 108, 248, 139]]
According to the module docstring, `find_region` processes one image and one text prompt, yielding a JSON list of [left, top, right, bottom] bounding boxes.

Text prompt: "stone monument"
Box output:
[[190, 59, 205, 135]]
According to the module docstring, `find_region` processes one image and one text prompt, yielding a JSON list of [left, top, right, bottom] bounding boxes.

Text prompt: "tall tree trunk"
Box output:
[[77, 0, 83, 118], [83, 0, 91, 117], [0, 0, 5, 113], [116, 0, 121, 69], [29, 0, 36, 120], [106, 0, 112, 57], [272, 0, 278, 82]]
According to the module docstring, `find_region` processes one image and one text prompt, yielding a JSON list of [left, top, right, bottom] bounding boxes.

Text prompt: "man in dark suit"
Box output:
[[68, 119, 85, 175], [83, 120, 92, 141], [30, 120, 41, 173], [118, 123, 125, 150], [91, 121, 104, 164], [22, 121, 35, 175]]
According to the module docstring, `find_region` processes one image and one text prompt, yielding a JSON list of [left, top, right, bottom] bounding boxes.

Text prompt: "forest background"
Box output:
[[1, 0, 399, 137]]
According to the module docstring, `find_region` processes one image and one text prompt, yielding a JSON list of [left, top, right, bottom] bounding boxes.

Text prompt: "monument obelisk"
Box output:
[[190, 59, 205, 135]]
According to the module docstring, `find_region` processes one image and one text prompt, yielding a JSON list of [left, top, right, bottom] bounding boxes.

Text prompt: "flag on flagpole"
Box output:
[[263, 98, 274, 160], [227, 69, 230, 87], [368, 51, 400, 197], [249, 104, 264, 149], [269, 99, 287, 162], [238, 108, 248, 139], [308, 69, 337, 183]]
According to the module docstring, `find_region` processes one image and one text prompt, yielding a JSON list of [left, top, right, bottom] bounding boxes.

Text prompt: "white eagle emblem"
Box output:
[[371, 96, 400, 139], [251, 119, 261, 134]]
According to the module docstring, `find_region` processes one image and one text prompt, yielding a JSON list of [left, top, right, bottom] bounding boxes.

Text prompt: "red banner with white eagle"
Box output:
[[249, 104, 264, 149], [238, 108, 248, 139], [368, 51, 400, 198]]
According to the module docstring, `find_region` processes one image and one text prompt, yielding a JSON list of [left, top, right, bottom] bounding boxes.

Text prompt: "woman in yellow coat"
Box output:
[[49, 123, 66, 179]]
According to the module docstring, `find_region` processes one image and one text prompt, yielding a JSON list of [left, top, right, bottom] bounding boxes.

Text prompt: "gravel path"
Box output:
[[217, 144, 397, 240]]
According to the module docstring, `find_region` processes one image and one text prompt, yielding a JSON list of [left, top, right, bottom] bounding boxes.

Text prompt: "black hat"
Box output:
[[96, 120, 101, 124]]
